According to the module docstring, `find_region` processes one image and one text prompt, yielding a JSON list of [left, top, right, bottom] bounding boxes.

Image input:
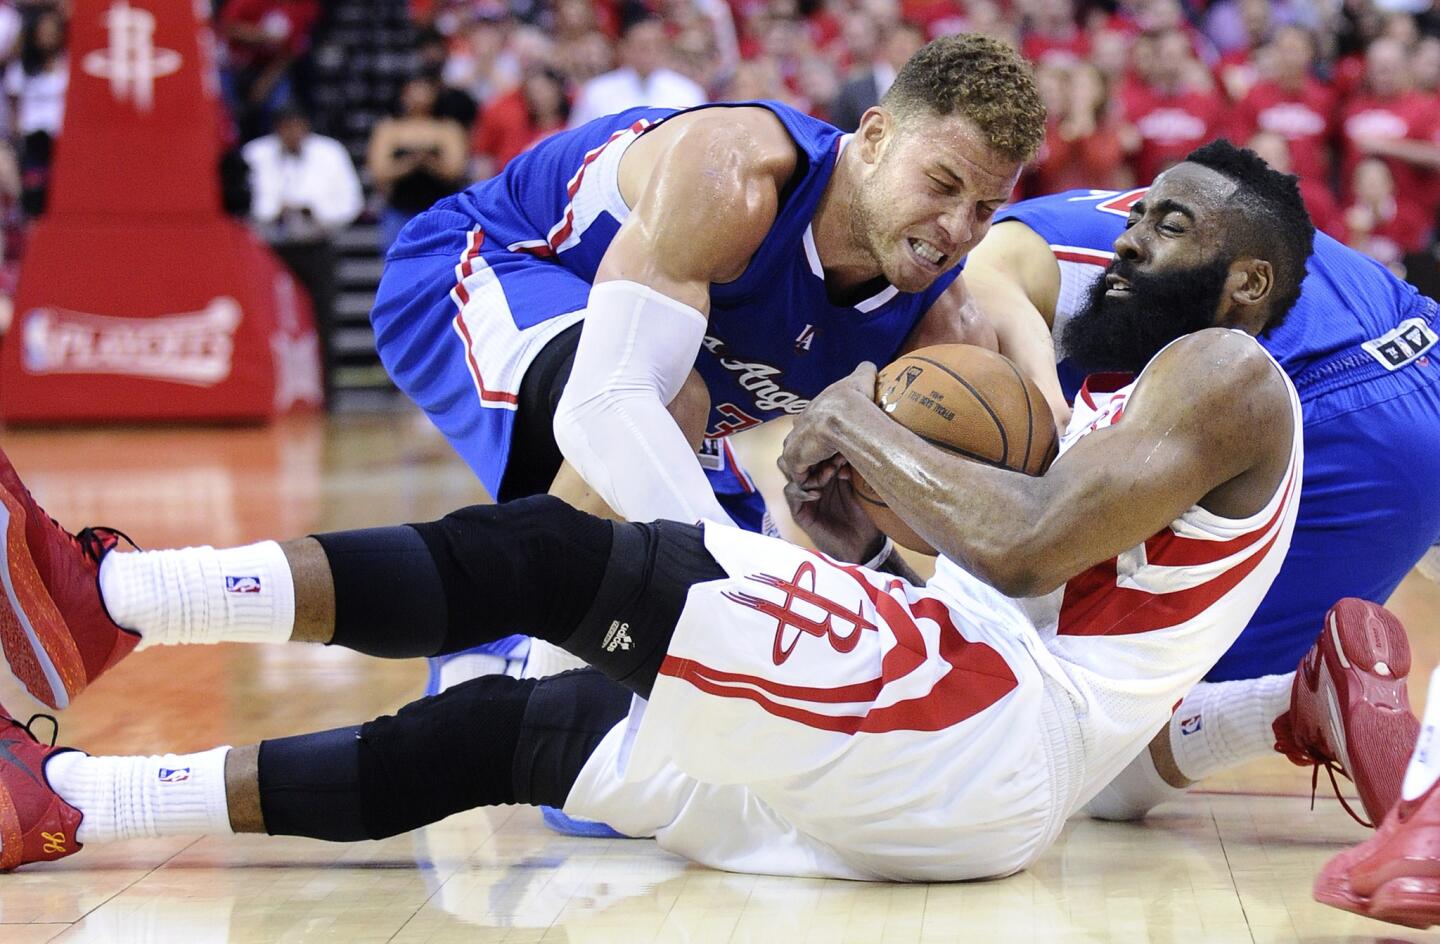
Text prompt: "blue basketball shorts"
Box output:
[[370, 209, 769, 528], [1208, 313, 1440, 680]]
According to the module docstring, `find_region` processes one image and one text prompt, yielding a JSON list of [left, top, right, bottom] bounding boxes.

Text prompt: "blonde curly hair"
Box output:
[[882, 34, 1047, 164]]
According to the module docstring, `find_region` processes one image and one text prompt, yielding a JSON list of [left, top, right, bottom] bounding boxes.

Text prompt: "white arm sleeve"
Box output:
[[553, 280, 735, 526]]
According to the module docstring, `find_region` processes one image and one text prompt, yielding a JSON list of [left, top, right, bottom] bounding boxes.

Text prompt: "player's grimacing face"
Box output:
[[1112, 165, 1237, 282], [854, 112, 1020, 292]]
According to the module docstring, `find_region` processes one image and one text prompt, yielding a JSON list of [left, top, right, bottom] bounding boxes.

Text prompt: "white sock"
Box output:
[[44, 747, 234, 843], [1402, 666, 1440, 801], [1084, 747, 1187, 821], [98, 542, 295, 648], [1169, 674, 1294, 782]]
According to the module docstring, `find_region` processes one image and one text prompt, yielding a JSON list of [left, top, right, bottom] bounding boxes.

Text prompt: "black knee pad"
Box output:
[[409, 495, 613, 653], [515, 668, 634, 808], [356, 674, 539, 840]]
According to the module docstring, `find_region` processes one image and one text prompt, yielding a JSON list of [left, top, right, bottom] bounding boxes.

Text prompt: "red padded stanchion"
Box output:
[[0, 0, 322, 422]]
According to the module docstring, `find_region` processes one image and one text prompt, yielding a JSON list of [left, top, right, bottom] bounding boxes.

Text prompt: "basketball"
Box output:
[[851, 345, 1059, 555]]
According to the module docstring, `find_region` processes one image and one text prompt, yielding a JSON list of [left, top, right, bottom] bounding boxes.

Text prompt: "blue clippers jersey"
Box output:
[[445, 100, 959, 437], [993, 188, 1429, 405]]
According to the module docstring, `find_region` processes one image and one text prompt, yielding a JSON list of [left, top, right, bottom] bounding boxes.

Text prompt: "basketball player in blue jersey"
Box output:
[[372, 36, 1046, 715], [958, 167, 1440, 825]]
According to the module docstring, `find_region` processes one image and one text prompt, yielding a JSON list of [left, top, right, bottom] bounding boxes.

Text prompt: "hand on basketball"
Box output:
[[779, 362, 879, 496], [785, 465, 884, 563]]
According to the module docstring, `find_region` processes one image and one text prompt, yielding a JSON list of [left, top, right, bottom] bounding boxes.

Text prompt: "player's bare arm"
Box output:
[[551, 107, 799, 525], [781, 329, 1293, 596], [961, 220, 1070, 423], [898, 276, 999, 354], [599, 106, 799, 302]]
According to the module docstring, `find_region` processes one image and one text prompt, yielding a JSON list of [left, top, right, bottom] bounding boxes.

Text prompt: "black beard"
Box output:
[[1060, 256, 1231, 374]]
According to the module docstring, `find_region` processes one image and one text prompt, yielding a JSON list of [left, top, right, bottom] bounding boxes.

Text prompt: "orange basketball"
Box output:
[[851, 344, 1059, 555]]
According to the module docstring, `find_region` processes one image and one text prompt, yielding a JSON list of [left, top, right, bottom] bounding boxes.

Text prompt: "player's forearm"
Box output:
[[967, 270, 1069, 425], [553, 280, 734, 526], [554, 389, 732, 525], [823, 398, 1046, 594]]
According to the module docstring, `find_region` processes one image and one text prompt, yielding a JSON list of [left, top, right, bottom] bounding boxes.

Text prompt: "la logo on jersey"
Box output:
[[225, 575, 262, 594], [794, 324, 816, 353]]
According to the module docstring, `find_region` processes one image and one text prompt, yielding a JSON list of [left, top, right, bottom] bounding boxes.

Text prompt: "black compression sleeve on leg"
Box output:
[[357, 676, 539, 839], [409, 496, 612, 654], [258, 725, 368, 841], [514, 668, 633, 808], [313, 525, 449, 658], [257, 671, 633, 842]]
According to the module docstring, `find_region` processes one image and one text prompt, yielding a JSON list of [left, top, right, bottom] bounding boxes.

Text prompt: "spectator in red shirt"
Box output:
[[1119, 28, 1227, 183], [219, 0, 321, 141], [1027, 61, 1136, 194], [1248, 129, 1346, 240], [1344, 157, 1432, 274], [1415, 35, 1440, 94], [470, 66, 570, 180], [1214, 0, 1273, 101], [1022, 0, 1090, 67], [1231, 26, 1336, 186], [1087, 22, 1133, 88], [1339, 37, 1440, 209]]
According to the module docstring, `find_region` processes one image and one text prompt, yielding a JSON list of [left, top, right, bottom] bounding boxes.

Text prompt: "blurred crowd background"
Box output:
[[5, 0, 1440, 396]]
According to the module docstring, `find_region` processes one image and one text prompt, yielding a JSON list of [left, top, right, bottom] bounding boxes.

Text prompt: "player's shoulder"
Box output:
[[640, 105, 800, 189], [1148, 328, 1287, 405]]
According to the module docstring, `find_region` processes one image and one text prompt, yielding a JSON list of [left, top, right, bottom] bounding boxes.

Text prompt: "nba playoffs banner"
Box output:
[[0, 0, 321, 422]]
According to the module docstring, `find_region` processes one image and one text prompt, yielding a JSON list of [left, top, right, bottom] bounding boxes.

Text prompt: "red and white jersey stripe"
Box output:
[[1049, 243, 1111, 351]]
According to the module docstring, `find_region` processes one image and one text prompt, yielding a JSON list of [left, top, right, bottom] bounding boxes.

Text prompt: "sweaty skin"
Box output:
[[780, 165, 1295, 598]]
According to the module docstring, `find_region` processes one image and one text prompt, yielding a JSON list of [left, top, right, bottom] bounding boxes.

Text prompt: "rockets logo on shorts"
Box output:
[[225, 576, 262, 593], [723, 561, 878, 665]]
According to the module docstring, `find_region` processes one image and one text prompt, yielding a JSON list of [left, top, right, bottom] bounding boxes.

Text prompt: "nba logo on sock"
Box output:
[[1179, 714, 1203, 736], [225, 575, 262, 593], [157, 767, 191, 783]]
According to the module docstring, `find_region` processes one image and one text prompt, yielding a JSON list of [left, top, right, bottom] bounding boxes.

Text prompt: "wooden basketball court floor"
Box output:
[[1, 410, 1438, 944]]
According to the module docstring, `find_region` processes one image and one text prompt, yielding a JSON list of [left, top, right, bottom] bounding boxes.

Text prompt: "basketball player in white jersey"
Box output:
[[0, 143, 1412, 880], [958, 169, 1434, 829]]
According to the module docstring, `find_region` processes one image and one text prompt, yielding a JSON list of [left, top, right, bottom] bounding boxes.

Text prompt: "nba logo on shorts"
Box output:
[[157, 767, 191, 783], [225, 575, 262, 593], [1179, 714, 1203, 736]]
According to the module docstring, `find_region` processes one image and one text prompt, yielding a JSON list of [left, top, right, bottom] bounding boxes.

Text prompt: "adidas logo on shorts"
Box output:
[[603, 620, 633, 653]]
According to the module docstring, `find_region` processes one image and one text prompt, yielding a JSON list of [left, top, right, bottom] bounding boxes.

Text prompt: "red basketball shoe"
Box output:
[[1315, 772, 1440, 928], [0, 701, 82, 870], [1273, 599, 1420, 826], [0, 447, 139, 709]]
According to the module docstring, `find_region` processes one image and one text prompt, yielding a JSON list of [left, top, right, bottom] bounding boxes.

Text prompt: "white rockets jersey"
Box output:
[[567, 332, 1302, 881], [982, 331, 1306, 802]]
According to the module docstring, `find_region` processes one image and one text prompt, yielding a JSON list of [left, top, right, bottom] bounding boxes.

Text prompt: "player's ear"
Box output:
[[856, 107, 892, 165], [1229, 258, 1273, 308]]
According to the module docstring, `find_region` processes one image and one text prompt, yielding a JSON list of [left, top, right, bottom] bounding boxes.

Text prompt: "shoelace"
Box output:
[[1308, 758, 1374, 828], [73, 525, 141, 561], [4, 711, 59, 747]]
